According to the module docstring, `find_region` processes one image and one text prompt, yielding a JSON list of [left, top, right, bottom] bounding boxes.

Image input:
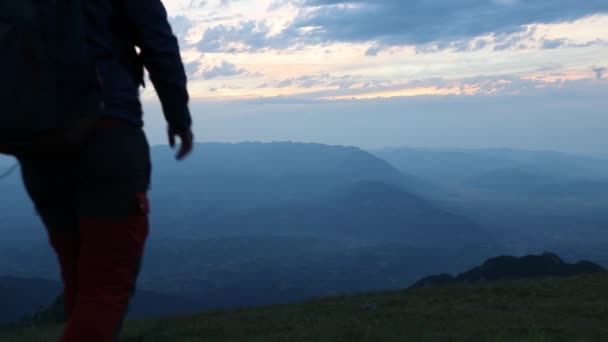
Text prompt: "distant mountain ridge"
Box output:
[[151, 142, 433, 194], [197, 180, 493, 246], [464, 168, 608, 198], [410, 252, 606, 289], [373, 147, 608, 187], [149, 142, 443, 239]]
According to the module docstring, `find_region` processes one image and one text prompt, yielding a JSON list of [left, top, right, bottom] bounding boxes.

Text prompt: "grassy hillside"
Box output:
[[2, 274, 607, 341]]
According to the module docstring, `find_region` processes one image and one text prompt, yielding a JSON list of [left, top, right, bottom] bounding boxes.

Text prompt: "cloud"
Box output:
[[192, 1, 607, 54], [365, 45, 383, 56], [268, 0, 293, 11], [196, 20, 288, 52], [541, 38, 569, 50], [169, 15, 195, 45], [219, 0, 246, 7], [593, 67, 606, 80], [252, 72, 604, 102], [266, 73, 359, 89], [184, 60, 203, 78], [187, 0, 208, 8], [540, 37, 607, 50], [290, 0, 608, 48], [203, 61, 247, 79]]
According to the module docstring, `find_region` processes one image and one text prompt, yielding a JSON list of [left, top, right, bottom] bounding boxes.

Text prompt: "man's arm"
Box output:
[[125, 0, 193, 134]]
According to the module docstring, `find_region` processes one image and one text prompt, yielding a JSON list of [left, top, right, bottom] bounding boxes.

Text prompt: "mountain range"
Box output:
[[194, 180, 493, 246], [373, 147, 608, 189]]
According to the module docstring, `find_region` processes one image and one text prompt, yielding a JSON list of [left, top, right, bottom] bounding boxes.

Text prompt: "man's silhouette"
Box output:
[[17, 1, 193, 341]]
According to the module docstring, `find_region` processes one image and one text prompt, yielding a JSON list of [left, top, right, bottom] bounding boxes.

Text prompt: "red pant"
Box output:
[[49, 193, 149, 342], [18, 121, 152, 341]]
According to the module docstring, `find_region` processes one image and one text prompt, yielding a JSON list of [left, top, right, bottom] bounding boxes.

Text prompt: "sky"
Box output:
[[142, 0, 608, 156]]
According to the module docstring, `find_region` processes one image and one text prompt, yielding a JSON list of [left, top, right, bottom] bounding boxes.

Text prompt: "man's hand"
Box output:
[[168, 126, 194, 160]]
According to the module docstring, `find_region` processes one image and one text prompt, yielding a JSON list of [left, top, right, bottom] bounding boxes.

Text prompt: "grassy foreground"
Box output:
[[2, 274, 607, 342]]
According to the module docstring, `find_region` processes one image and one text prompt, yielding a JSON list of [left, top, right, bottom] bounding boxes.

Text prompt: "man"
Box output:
[[18, 0, 193, 340]]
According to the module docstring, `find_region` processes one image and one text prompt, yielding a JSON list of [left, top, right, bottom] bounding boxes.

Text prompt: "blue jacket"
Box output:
[[84, 0, 192, 131]]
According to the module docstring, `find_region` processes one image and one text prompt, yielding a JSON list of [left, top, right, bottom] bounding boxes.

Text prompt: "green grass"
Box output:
[[2, 274, 607, 342]]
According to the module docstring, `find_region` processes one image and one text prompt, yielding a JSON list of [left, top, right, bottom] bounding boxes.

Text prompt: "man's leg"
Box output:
[[19, 157, 81, 316], [61, 122, 151, 342], [61, 194, 149, 342], [48, 230, 80, 316]]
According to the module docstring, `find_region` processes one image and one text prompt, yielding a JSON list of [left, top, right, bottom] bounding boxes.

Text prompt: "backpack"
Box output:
[[0, 0, 102, 156]]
